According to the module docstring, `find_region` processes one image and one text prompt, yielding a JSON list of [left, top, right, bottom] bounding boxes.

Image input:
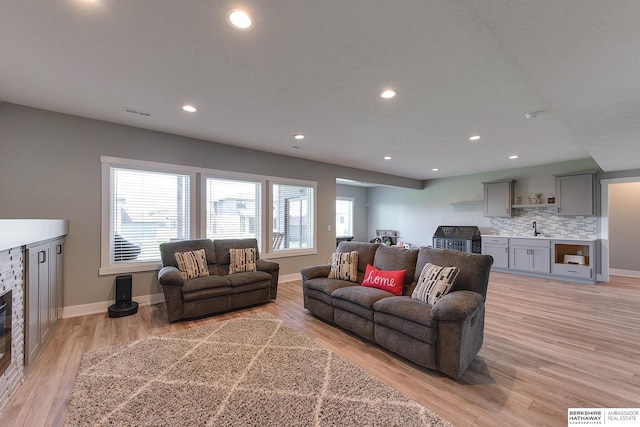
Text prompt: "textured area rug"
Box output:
[[65, 313, 451, 426]]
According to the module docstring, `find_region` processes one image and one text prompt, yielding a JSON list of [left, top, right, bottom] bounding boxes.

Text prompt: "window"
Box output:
[[101, 157, 194, 274], [336, 197, 354, 237], [272, 182, 315, 253], [101, 157, 316, 274], [206, 177, 262, 245]]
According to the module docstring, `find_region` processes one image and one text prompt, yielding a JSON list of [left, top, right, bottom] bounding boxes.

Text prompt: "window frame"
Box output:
[[100, 156, 197, 275], [101, 156, 317, 275], [335, 196, 354, 238], [267, 178, 317, 258]]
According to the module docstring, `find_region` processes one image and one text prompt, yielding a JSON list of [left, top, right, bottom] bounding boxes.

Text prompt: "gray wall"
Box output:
[[367, 159, 600, 248], [0, 103, 421, 308], [336, 184, 369, 242], [608, 182, 640, 271]]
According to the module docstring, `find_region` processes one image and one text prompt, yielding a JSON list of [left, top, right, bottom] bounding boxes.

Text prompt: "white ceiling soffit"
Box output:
[[1, 1, 638, 179]]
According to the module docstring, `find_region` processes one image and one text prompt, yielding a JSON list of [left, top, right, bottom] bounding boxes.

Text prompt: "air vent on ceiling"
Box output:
[[123, 107, 152, 117]]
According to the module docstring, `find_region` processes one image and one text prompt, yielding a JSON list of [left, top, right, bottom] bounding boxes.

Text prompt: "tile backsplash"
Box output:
[[489, 207, 597, 239]]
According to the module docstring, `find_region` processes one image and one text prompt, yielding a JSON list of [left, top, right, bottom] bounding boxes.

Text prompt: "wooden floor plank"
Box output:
[[2, 272, 640, 426]]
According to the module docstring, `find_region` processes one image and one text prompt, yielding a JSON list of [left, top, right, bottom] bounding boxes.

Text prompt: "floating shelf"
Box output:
[[450, 200, 484, 206], [512, 203, 556, 208]]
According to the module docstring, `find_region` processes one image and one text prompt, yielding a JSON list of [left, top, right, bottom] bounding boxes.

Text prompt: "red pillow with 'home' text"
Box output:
[[361, 264, 405, 296]]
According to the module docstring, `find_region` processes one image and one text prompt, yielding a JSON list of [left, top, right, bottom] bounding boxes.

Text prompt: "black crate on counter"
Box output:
[[432, 226, 482, 254]]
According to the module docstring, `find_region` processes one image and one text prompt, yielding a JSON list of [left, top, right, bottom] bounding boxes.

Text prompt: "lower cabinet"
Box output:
[[25, 238, 64, 368], [482, 236, 595, 284], [481, 237, 509, 269], [508, 239, 550, 273]]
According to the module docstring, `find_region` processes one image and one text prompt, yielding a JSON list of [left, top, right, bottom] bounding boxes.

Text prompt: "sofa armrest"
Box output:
[[257, 259, 280, 299], [158, 266, 185, 287], [300, 264, 331, 282], [256, 258, 279, 273], [431, 291, 484, 321]]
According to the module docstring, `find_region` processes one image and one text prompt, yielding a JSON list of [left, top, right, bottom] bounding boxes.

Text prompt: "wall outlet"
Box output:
[[328, 225, 332, 231]]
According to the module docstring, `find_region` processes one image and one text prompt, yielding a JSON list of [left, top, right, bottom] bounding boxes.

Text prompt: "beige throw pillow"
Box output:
[[328, 251, 359, 282], [229, 248, 257, 273], [175, 249, 209, 281], [412, 263, 460, 305]]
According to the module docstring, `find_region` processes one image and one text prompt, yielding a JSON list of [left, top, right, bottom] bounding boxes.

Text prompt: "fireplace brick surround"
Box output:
[[0, 247, 25, 415]]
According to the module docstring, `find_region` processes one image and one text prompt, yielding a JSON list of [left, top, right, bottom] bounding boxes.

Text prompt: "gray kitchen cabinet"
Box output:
[[554, 172, 595, 216], [25, 238, 64, 368], [508, 238, 551, 273], [483, 179, 515, 217], [551, 240, 595, 281], [481, 236, 509, 269]]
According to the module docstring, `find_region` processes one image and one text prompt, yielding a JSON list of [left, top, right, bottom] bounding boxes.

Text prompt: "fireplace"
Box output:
[[0, 290, 11, 376]]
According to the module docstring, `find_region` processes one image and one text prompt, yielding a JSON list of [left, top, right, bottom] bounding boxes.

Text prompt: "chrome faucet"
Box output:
[[533, 221, 541, 236]]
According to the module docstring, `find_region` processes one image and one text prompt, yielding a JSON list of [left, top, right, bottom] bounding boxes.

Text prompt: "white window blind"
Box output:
[[272, 183, 315, 251], [206, 177, 262, 245], [110, 167, 190, 263]]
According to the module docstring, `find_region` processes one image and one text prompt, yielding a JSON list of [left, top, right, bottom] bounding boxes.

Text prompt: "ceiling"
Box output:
[[2, 1, 639, 180]]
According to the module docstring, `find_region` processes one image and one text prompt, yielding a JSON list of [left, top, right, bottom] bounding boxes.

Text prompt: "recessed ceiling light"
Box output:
[[227, 9, 254, 30], [182, 105, 197, 113], [380, 89, 396, 99], [432, 168, 439, 172], [509, 155, 518, 159], [469, 135, 481, 141], [293, 134, 305, 140], [383, 156, 392, 160]]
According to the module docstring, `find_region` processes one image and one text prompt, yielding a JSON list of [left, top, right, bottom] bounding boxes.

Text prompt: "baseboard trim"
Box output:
[[62, 293, 165, 319], [609, 268, 640, 278], [62, 274, 302, 319]]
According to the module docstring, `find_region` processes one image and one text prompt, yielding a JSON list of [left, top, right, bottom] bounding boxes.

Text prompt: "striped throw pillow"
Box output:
[[174, 249, 209, 281], [412, 263, 459, 305], [327, 251, 359, 282], [229, 248, 257, 273]]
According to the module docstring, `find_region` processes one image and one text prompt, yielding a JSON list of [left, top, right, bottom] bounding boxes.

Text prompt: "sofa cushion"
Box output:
[[335, 241, 380, 282], [175, 249, 210, 281], [373, 296, 438, 330], [332, 286, 393, 320], [328, 251, 359, 282], [415, 247, 493, 299], [229, 248, 257, 273], [372, 245, 418, 287], [182, 275, 230, 294], [304, 278, 357, 305], [412, 263, 460, 305], [226, 270, 272, 287], [361, 264, 405, 296]]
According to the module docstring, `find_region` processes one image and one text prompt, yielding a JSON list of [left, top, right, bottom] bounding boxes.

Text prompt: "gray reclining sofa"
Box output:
[[301, 241, 493, 378]]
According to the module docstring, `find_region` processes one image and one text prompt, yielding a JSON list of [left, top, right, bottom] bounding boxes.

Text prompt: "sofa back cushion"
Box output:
[[160, 239, 217, 276], [414, 247, 493, 299], [373, 245, 418, 289], [213, 238, 260, 275], [335, 241, 380, 283]]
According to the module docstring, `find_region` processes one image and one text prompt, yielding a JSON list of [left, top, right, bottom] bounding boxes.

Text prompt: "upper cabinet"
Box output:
[[483, 179, 515, 217], [554, 172, 595, 216]]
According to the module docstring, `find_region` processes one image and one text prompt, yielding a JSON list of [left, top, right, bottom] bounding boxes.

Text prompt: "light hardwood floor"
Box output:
[[3, 272, 639, 426]]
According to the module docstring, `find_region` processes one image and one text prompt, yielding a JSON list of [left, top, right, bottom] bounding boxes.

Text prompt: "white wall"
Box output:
[[0, 103, 421, 310], [609, 182, 640, 272], [368, 159, 599, 248]]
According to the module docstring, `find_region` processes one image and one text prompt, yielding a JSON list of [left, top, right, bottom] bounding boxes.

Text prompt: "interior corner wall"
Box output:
[[336, 184, 369, 242], [367, 159, 600, 248], [0, 103, 421, 309], [608, 182, 640, 272]]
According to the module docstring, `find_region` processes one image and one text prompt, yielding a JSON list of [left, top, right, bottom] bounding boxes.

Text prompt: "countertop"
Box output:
[[481, 234, 597, 242], [0, 219, 69, 252]]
